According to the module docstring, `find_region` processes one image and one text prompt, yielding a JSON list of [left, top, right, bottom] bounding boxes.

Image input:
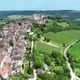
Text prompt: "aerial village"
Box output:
[[0, 14, 45, 79]]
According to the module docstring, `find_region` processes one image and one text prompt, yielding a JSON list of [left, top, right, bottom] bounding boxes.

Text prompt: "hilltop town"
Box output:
[[0, 13, 80, 80], [0, 14, 46, 79]]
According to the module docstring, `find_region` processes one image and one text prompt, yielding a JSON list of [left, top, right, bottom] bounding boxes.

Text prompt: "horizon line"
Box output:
[[0, 9, 80, 11]]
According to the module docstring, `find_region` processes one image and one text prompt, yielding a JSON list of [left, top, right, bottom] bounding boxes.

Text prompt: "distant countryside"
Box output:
[[0, 10, 80, 80]]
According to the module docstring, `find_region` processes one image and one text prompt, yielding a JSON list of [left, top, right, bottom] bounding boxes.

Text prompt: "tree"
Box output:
[[37, 33, 41, 38], [46, 38, 50, 42], [9, 39, 14, 47], [44, 55, 51, 65], [63, 43, 65, 47], [27, 67, 33, 75], [34, 51, 44, 68], [51, 51, 58, 58], [34, 56, 43, 68], [43, 37, 46, 41], [75, 68, 80, 77], [24, 33, 29, 40], [38, 72, 55, 80], [25, 47, 32, 69]]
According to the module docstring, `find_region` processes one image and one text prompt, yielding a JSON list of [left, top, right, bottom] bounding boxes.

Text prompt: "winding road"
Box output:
[[28, 34, 80, 80], [64, 40, 80, 80]]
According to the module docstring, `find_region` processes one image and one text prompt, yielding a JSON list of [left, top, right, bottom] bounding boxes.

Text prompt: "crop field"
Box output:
[[35, 41, 58, 54], [68, 42, 80, 58], [43, 30, 80, 46]]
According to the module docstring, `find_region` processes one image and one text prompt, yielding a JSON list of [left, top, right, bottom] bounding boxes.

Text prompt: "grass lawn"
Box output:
[[68, 42, 80, 58], [35, 41, 59, 54], [57, 22, 69, 28], [43, 30, 80, 46]]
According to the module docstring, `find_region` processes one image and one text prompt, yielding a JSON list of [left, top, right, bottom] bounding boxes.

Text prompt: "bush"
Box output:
[[27, 67, 33, 75], [34, 57, 43, 68], [38, 72, 55, 80], [44, 55, 51, 65]]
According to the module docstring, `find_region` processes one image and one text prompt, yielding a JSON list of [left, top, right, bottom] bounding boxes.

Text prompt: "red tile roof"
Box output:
[[0, 55, 4, 62], [2, 51, 8, 55], [0, 62, 12, 76], [12, 56, 22, 60]]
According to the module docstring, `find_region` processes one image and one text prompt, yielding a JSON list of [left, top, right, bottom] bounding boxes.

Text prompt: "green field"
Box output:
[[43, 30, 80, 46], [68, 42, 80, 58], [0, 21, 5, 29], [35, 41, 58, 54], [57, 22, 69, 28]]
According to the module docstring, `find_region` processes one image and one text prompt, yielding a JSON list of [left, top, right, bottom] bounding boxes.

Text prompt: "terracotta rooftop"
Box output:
[[0, 62, 12, 76], [0, 55, 4, 62]]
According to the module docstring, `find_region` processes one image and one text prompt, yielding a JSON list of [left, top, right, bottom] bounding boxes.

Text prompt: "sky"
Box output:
[[0, 0, 80, 11]]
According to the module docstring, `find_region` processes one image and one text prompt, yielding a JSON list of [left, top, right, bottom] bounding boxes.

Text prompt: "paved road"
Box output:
[[64, 40, 80, 80]]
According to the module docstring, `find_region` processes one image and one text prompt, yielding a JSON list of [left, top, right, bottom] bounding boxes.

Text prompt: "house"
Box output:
[[0, 18, 31, 79], [32, 14, 46, 24], [0, 55, 4, 63], [36, 69, 44, 74], [0, 61, 12, 79]]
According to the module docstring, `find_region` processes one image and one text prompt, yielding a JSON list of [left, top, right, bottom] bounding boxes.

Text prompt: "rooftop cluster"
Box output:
[[0, 20, 31, 79]]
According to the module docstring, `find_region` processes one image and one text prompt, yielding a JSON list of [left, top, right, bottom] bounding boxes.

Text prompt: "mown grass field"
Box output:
[[57, 22, 69, 28], [68, 42, 80, 58], [35, 41, 59, 54], [43, 30, 80, 46]]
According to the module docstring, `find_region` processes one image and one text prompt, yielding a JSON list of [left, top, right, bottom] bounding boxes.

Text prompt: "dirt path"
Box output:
[[39, 39, 59, 48]]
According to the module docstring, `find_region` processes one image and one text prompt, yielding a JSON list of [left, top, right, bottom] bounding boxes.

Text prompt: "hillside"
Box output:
[[0, 11, 80, 80], [0, 10, 80, 20]]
